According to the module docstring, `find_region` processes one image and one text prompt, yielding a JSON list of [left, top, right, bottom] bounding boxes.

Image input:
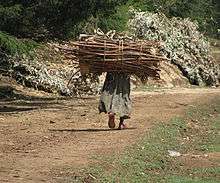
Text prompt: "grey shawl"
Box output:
[[98, 72, 131, 119]]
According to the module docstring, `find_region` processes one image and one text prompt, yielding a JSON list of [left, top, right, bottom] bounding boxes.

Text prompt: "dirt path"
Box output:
[[0, 88, 220, 183]]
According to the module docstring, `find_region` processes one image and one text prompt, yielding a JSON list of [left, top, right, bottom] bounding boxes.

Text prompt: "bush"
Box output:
[[0, 0, 219, 41], [127, 0, 220, 37], [0, 31, 38, 55], [97, 4, 130, 33], [84, 0, 219, 37], [0, 0, 127, 40]]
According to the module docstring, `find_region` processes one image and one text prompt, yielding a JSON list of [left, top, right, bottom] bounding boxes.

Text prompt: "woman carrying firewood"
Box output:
[[75, 32, 164, 129], [98, 72, 131, 130]]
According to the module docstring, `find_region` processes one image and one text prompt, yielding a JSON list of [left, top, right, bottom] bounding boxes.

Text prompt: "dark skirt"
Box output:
[[98, 72, 131, 119]]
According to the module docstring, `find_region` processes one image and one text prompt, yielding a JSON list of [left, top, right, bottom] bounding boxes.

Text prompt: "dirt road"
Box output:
[[0, 88, 220, 183]]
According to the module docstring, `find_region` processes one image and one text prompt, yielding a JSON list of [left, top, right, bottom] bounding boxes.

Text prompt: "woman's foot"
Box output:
[[108, 112, 115, 129], [118, 118, 127, 130], [118, 122, 127, 130]]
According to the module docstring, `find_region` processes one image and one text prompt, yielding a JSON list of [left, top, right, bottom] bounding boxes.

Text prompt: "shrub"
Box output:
[[0, 31, 38, 55]]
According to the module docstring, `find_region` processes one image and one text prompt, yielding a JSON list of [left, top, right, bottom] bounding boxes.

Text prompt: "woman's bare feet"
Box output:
[[118, 117, 127, 130], [108, 112, 115, 129], [118, 123, 128, 130]]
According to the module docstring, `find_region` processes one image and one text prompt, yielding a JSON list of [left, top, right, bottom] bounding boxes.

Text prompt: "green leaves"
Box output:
[[0, 0, 126, 40], [0, 0, 219, 41], [0, 31, 38, 55], [128, 0, 220, 37]]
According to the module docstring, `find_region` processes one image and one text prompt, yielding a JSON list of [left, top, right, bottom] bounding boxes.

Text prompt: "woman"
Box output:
[[99, 72, 131, 129]]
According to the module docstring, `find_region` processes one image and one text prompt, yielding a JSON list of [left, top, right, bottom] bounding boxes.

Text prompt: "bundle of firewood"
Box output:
[[57, 34, 168, 79]]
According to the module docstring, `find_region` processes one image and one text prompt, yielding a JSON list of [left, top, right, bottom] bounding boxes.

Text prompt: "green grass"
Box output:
[[68, 98, 220, 183], [0, 31, 39, 55]]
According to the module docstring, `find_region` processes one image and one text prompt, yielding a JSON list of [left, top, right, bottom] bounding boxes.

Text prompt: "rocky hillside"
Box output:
[[1, 11, 219, 96], [128, 10, 220, 86]]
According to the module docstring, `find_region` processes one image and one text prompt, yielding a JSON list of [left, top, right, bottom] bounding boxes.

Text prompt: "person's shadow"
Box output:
[[49, 127, 137, 133]]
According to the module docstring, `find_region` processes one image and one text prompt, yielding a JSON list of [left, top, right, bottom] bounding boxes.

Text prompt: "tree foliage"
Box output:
[[0, 31, 38, 55], [128, 0, 220, 36], [0, 0, 219, 41], [0, 0, 126, 40]]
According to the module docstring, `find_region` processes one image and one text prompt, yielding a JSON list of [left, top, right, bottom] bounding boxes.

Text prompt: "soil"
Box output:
[[180, 152, 220, 169], [0, 85, 220, 183]]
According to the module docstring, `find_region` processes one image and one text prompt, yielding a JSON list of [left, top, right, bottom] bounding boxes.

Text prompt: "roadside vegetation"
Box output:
[[1, 1, 219, 55], [1, 1, 219, 94], [0, 32, 38, 55], [74, 98, 220, 182], [1, 1, 219, 40]]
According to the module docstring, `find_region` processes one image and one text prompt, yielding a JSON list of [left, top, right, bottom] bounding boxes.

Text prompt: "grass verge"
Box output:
[[71, 98, 220, 183]]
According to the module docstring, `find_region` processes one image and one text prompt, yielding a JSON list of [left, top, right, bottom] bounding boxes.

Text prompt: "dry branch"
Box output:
[[57, 35, 168, 79]]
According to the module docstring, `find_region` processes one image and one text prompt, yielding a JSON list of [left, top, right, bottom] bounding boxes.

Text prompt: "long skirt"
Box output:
[[98, 72, 131, 119]]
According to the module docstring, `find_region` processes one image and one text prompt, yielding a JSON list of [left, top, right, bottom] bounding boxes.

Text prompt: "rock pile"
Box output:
[[68, 71, 100, 96], [0, 45, 100, 96], [128, 10, 220, 86], [8, 54, 71, 95]]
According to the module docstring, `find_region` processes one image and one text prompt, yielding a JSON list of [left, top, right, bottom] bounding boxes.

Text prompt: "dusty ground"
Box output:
[[0, 87, 220, 183]]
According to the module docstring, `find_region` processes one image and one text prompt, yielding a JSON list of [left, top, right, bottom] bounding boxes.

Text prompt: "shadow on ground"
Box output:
[[0, 85, 96, 114], [0, 85, 62, 113], [49, 127, 137, 133]]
